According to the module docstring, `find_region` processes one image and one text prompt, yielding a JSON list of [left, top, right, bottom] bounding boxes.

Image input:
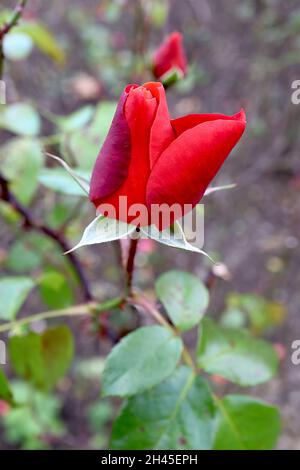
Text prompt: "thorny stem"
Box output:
[[125, 232, 140, 296], [0, 0, 28, 78], [0, 174, 93, 301]]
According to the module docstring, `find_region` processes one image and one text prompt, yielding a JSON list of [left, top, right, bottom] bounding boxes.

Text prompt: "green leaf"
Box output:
[[111, 366, 215, 450], [0, 11, 11, 26], [39, 167, 90, 196], [220, 307, 246, 329], [6, 238, 42, 273], [0, 276, 35, 321], [175, 63, 209, 94], [45, 199, 83, 229], [0, 370, 13, 404], [213, 395, 281, 450], [0, 200, 21, 224], [103, 3, 122, 23], [2, 381, 65, 449], [5, 233, 58, 273], [148, 0, 169, 27], [17, 20, 65, 64], [70, 215, 136, 252], [9, 326, 74, 391], [3, 32, 33, 61], [156, 270, 209, 331], [61, 101, 117, 171], [196, 318, 278, 386], [55, 106, 94, 132], [0, 104, 41, 136], [102, 326, 183, 397], [225, 293, 287, 334], [62, 132, 99, 171], [74, 357, 105, 381], [90, 101, 117, 140], [87, 400, 114, 433], [38, 270, 74, 309], [0, 138, 44, 205]]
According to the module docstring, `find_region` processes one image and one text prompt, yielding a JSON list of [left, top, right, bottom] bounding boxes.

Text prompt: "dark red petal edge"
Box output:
[[89, 86, 137, 203]]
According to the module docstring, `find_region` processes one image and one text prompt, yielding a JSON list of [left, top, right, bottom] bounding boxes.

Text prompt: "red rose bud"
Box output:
[[90, 82, 246, 229], [152, 32, 187, 84]]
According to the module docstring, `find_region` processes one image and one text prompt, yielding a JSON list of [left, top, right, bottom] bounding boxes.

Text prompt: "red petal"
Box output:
[[153, 32, 187, 79], [94, 85, 158, 225], [143, 82, 175, 167], [89, 87, 134, 204], [120, 85, 157, 205], [146, 110, 246, 224], [172, 109, 246, 136]]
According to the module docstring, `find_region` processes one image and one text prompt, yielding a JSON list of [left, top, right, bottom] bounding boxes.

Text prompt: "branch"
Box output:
[[0, 0, 28, 41], [0, 0, 28, 78], [0, 297, 123, 333], [129, 292, 170, 329], [0, 173, 93, 301], [0, 303, 95, 333]]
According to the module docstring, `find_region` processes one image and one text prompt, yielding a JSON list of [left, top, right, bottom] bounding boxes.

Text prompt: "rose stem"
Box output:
[[125, 231, 140, 296]]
